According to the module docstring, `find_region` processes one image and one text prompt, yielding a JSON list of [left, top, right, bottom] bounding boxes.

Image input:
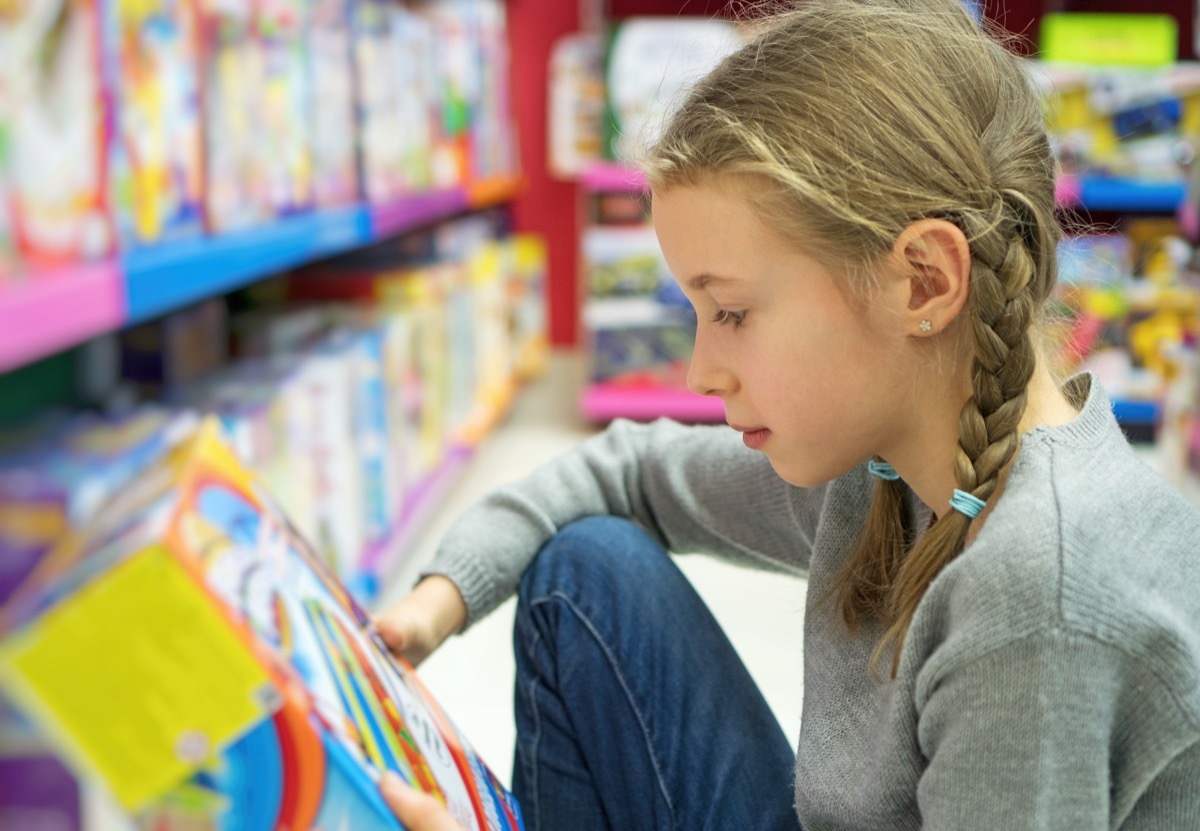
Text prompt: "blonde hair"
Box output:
[[643, 0, 1062, 675]]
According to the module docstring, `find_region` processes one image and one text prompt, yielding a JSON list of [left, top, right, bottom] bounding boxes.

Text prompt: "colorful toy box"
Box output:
[[507, 234, 548, 381], [389, 6, 438, 193], [582, 224, 697, 387], [103, 0, 207, 247], [468, 0, 517, 182], [0, 418, 524, 829], [308, 0, 359, 206], [0, 0, 115, 264], [258, 0, 313, 215], [197, 0, 270, 232], [352, 0, 405, 203], [290, 260, 449, 483], [412, 0, 473, 188]]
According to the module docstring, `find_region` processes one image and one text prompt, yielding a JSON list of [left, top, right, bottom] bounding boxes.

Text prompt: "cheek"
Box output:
[[753, 327, 889, 429]]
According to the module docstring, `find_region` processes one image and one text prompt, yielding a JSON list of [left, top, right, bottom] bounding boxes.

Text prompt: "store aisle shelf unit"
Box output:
[[0, 178, 524, 374], [0, 263, 126, 375], [578, 162, 725, 423]]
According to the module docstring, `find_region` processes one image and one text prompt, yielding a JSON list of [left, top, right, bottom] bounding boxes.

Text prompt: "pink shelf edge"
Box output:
[[0, 262, 126, 373], [581, 162, 648, 194], [580, 384, 726, 423], [370, 188, 471, 239], [1054, 174, 1081, 206]]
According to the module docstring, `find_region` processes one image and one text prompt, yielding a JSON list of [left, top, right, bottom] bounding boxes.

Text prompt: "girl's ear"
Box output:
[[891, 218, 971, 337]]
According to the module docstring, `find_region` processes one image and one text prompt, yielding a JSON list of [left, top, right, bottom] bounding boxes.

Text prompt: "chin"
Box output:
[[766, 457, 839, 489]]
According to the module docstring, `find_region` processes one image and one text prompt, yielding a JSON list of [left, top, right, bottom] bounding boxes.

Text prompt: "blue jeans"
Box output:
[[512, 517, 802, 831]]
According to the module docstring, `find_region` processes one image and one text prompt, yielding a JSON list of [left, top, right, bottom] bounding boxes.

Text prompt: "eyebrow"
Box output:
[[686, 273, 740, 290]]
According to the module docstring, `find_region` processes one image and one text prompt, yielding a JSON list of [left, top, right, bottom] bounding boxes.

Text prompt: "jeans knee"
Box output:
[[518, 516, 666, 606]]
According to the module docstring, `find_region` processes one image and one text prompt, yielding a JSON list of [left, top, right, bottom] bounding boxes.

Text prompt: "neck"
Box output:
[[886, 359, 1079, 530]]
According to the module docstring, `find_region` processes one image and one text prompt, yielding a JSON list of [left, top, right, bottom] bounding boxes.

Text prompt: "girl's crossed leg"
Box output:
[[512, 516, 802, 831]]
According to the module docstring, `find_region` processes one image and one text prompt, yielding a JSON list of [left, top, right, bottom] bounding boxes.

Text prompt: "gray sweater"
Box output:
[[424, 375, 1200, 829]]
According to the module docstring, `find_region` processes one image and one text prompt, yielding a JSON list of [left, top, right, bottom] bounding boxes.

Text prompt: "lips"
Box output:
[[729, 423, 771, 450]]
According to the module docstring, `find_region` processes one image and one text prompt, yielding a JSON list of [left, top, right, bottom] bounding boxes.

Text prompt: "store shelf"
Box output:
[[1055, 174, 1186, 213], [581, 382, 724, 423], [466, 173, 526, 208], [125, 206, 373, 324], [0, 262, 125, 373], [371, 188, 468, 239], [581, 162, 647, 193], [1, 177, 526, 372]]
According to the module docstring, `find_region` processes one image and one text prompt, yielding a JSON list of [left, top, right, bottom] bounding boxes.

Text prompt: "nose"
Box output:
[[686, 325, 736, 398]]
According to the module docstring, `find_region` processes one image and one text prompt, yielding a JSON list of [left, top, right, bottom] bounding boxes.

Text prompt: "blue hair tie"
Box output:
[[867, 460, 900, 481], [949, 489, 987, 519]]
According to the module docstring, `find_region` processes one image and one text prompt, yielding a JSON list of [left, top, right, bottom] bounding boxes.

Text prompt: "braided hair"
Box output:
[[643, 0, 1061, 675]]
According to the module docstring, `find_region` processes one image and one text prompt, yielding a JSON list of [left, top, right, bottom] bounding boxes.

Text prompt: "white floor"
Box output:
[[372, 350, 809, 787]]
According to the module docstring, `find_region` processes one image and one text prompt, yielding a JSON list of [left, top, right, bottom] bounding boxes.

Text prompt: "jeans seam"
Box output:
[[523, 624, 544, 831], [530, 590, 677, 826]]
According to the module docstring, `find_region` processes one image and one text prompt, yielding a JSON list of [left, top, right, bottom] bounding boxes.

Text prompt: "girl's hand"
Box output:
[[374, 575, 468, 667], [379, 771, 464, 830]]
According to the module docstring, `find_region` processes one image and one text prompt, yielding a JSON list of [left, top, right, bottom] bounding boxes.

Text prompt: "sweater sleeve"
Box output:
[[420, 417, 823, 627], [914, 628, 1200, 829]]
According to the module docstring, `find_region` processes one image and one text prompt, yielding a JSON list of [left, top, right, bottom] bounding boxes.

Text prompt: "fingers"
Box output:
[[379, 771, 463, 831], [373, 610, 412, 652], [374, 609, 429, 667]]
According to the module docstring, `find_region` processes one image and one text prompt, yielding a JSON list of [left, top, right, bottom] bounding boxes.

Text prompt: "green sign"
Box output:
[[1040, 13, 1177, 67]]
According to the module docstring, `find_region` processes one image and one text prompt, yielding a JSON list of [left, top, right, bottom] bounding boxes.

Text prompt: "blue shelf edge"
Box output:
[[125, 206, 373, 324], [123, 184, 485, 325], [1111, 397, 1161, 426], [1074, 178, 1186, 213]]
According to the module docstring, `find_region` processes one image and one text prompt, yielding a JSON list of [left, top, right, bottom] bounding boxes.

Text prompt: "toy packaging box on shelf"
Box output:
[[1037, 56, 1200, 454], [103, 0, 207, 247], [1039, 61, 1200, 186], [290, 253, 451, 483], [411, 0, 472, 188], [308, 0, 359, 207], [186, 317, 369, 584], [464, 0, 517, 182], [258, 0, 314, 215], [388, 6, 438, 193], [352, 0, 406, 203], [508, 234, 549, 381], [604, 18, 742, 164], [0, 418, 525, 830], [197, 0, 270, 232], [0, 0, 115, 265], [583, 225, 695, 387]]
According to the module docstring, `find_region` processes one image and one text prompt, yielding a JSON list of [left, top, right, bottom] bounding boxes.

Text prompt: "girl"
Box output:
[[376, 0, 1200, 828]]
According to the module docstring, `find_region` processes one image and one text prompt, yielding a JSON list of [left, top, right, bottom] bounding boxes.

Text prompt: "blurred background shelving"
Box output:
[[3, 0, 1200, 828]]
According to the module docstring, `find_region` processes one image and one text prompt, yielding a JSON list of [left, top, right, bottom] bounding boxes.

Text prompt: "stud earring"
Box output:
[[919, 319, 932, 333]]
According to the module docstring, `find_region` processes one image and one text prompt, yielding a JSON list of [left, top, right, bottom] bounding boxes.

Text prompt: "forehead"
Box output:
[[651, 181, 882, 313], [651, 182, 785, 267]]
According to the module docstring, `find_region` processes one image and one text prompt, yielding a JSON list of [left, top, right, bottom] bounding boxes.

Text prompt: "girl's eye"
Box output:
[[711, 309, 747, 328]]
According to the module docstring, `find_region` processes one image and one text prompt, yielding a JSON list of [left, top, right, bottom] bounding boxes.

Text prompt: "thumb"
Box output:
[[373, 610, 414, 653], [379, 771, 462, 830]]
